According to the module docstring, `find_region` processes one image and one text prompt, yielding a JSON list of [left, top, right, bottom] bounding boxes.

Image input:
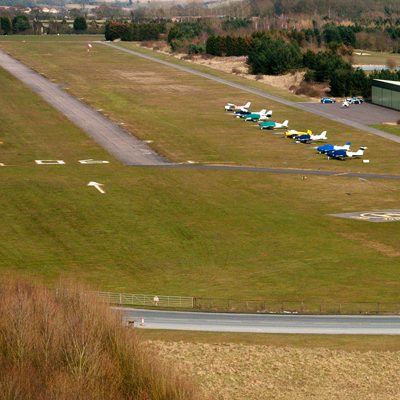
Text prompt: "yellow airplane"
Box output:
[[284, 129, 312, 138]]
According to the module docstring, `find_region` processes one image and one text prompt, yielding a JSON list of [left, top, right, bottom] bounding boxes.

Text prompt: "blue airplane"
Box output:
[[326, 147, 367, 160], [317, 142, 351, 154], [234, 110, 251, 117], [293, 131, 327, 143]]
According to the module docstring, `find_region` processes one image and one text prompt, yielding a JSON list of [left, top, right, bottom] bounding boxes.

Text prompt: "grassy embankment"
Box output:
[[1, 39, 400, 174], [0, 279, 201, 400], [0, 47, 399, 303]]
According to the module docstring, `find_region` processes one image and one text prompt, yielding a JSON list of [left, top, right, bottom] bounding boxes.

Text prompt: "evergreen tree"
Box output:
[[12, 15, 30, 33], [0, 16, 11, 34], [73, 16, 87, 32]]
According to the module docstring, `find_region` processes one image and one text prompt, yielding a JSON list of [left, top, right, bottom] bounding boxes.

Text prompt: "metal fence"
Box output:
[[96, 291, 194, 309], [193, 298, 400, 315], [96, 291, 400, 315]]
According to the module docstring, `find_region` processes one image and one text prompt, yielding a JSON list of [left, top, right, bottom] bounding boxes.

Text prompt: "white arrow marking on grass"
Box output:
[[87, 181, 105, 194], [79, 159, 110, 164]]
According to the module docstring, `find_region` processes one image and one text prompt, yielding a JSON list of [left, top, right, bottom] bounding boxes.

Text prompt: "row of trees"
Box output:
[[0, 15, 30, 34], [0, 15, 94, 35], [104, 21, 165, 42], [206, 35, 251, 56]]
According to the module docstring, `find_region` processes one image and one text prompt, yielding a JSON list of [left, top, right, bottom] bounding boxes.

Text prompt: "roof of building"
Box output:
[[373, 79, 400, 86]]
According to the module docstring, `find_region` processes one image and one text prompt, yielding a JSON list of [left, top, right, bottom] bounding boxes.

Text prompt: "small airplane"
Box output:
[[285, 129, 312, 138], [293, 131, 327, 144], [326, 147, 367, 160], [259, 120, 289, 130], [225, 101, 251, 112], [234, 110, 251, 117], [241, 109, 272, 122], [317, 142, 351, 154]]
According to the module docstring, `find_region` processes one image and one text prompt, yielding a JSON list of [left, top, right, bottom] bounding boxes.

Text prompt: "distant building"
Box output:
[[372, 79, 400, 111]]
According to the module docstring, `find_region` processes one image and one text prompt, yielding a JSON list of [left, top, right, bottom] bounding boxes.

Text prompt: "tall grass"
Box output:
[[0, 280, 203, 400]]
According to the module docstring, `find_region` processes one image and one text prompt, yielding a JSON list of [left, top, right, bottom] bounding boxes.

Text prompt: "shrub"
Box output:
[[0, 17, 11, 34], [0, 279, 202, 400], [73, 16, 87, 32], [12, 15, 30, 33], [247, 37, 302, 75]]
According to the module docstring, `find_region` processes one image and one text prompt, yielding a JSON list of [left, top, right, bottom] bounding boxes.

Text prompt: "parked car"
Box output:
[[347, 97, 364, 104], [320, 97, 336, 104]]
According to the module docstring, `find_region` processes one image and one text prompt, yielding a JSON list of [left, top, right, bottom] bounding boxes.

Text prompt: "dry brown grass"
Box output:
[[149, 340, 400, 400], [0, 280, 203, 400]]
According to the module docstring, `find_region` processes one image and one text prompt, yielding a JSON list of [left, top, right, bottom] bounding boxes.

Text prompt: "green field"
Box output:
[[372, 124, 400, 136], [353, 49, 400, 66], [1, 38, 400, 304], [1, 67, 400, 302], [0, 39, 399, 174]]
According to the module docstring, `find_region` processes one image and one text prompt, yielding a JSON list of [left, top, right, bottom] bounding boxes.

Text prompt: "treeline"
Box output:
[[247, 0, 400, 19], [207, 31, 399, 98], [104, 20, 166, 41], [206, 35, 251, 56], [167, 21, 211, 52], [0, 15, 29, 34], [0, 15, 103, 35]]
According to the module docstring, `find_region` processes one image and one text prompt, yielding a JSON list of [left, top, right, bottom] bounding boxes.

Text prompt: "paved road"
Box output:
[[118, 308, 400, 335], [102, 42, 400, 145], [301, 102, 400, 125], [0, 50, 167, 166], [151, 163, 400, 181]]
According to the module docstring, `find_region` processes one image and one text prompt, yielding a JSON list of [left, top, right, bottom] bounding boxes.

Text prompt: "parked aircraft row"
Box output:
[[224, 101, 368, 161]]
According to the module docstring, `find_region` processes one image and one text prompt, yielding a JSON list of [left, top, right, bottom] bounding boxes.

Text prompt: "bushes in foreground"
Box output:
[[0, 280, 201, 400]]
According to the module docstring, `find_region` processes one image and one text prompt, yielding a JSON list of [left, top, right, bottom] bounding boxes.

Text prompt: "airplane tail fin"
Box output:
[[244, 102, 251, 109], [259, 109, 267, 115], [319, 131, 327, 139], [282, 120, 289, 127], [307, 129, 312, 134]]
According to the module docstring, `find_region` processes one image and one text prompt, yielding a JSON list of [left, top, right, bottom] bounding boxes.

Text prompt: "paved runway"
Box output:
[[102, 42, 400, 145], [118, 308, 400, 335], [0, 50, 167, 166]]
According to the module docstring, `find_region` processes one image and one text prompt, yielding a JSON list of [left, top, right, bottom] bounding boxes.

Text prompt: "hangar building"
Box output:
[[371, 79, 400, 111]]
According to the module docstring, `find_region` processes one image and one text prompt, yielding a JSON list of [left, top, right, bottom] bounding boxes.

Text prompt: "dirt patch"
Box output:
[[117, 71, 169, 85], [149, 341, 400, 400], [188, 55, 306, 93], [116, 70, 195, 93], [341, 233, 400, 257]]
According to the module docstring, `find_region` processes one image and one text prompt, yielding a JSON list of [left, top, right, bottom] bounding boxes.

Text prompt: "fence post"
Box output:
[[119, 293, 122, 305]]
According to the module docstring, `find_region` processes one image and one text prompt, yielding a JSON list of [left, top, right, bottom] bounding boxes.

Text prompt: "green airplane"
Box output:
[[237, 109, 272, 121], [258, 120, 289, 130]]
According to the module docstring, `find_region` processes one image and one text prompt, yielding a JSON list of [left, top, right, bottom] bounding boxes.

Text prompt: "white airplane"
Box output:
[[225, 101, 251, 112]]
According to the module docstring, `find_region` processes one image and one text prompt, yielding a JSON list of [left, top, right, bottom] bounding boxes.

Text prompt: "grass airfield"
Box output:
[[1, 38, 400, 173], [0, 37, 400, 304]]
